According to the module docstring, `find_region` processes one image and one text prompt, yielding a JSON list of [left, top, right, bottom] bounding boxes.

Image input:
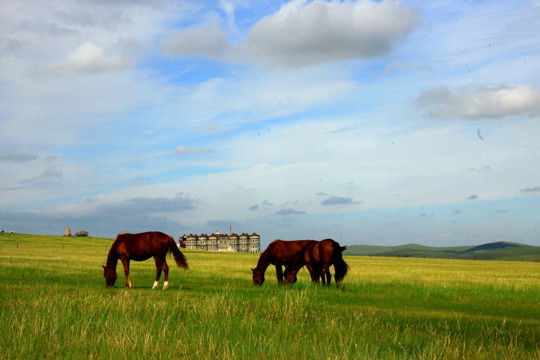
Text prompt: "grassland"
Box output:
[[1, 233, 539, 359]]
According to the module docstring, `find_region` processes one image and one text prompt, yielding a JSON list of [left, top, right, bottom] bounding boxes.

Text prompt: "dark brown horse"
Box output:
[[103, 231, 188, 289], [251, 239, 312, 285], [284, 239, 348, 286]]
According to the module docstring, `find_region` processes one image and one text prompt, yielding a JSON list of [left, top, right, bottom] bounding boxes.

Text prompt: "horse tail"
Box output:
[[168, 236, 189, 270], [332, 242, 348, 284]]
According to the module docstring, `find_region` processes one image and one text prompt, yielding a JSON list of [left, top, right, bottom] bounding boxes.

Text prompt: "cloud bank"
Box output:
[[164, 0, 418, 67], [416, 85, 540, 119], [243, 0, 418, 66], [1, 1, 539, 247]]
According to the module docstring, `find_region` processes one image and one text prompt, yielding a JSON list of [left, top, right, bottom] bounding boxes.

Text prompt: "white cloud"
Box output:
[[48, 42, 128, 74], [243, 0, 418, 67], [416, 85, 540, 119], [0, 0, 190, 145], [160, 0, 418, 67]]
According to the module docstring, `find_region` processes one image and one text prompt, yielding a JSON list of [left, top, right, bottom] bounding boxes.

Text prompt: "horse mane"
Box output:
[[267, 239, 282, 248], [254, 239, 287, 272], [105, 240, 119, 269], [330, 240, 349, 283], [254, 243, 274, 271]]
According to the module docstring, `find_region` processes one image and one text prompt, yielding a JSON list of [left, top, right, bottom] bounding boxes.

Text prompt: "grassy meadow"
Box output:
[[1, 233, 539, 359]]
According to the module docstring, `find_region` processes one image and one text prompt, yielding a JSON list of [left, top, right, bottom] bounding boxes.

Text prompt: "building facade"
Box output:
[[181, 232, 260, 253]]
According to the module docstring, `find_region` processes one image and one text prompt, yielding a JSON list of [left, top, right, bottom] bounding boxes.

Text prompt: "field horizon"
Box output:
[[1, 233, 539, 359], [4, 231, 538, 262]]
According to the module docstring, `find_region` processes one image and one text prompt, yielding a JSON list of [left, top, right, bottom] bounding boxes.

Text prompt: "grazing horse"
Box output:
[[251, 239, 312, 285], [284, 239, 348, 286], [102, 231, 188, 289]]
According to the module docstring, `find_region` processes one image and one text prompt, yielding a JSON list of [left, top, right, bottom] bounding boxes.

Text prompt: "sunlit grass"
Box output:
[[1, 233, 539, 359]]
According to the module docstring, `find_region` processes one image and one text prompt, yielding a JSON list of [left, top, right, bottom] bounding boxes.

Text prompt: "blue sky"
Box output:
[[1, 0, 539, 247]]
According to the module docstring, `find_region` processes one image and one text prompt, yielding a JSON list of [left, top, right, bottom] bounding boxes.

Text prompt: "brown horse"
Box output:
[[103, 231, 188, 289], [284, 239, 348, 286], [251, 239, 312, 285]]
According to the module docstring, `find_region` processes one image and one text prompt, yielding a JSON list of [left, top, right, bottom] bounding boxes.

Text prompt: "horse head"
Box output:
[[284, 268, 298, 284], [102, 265, 117, 287], [251, 268, 265, 286]]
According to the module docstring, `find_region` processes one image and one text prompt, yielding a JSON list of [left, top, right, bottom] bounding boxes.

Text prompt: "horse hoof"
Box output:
[[163, 281, 169, 290]]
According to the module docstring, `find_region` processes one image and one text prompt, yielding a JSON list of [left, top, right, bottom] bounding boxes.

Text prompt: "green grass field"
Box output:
[[1, 233, 539, 359]]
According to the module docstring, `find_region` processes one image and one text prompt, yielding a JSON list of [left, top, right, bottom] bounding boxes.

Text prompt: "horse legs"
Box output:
[[120, 257, 131, 288], [306, 263, 320, 284], [153, 256, 164, 289], [323, 265, 331, 286], [275, 263, 284, 284], [162, 261, 169, 289]]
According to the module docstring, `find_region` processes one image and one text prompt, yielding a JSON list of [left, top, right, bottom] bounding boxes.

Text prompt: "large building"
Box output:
[[180, 232, 260, 253]]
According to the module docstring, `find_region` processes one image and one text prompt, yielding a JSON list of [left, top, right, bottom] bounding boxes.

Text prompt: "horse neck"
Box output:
[[255, 250, 272, 273], [289, 247, 308, 272], [105, 246, 119, 271]]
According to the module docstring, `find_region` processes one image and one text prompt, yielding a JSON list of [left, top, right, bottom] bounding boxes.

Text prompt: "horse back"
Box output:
[[312, 239, 337, 264], [114, 231, 172, 260], [287, 240, 318, 270], [269, 239, 313, 263]]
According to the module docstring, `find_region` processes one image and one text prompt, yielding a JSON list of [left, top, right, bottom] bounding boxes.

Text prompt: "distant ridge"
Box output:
[[345, 241, 540, 262], [464, 241, 521, 253]]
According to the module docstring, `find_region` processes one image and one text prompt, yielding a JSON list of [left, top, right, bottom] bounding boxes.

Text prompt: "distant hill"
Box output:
[[344, 241, 540, 262], [465, 242, 521, 252]]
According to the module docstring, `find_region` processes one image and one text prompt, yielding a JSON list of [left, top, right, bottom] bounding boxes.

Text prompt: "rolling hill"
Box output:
[[344, 241, 540, 262]]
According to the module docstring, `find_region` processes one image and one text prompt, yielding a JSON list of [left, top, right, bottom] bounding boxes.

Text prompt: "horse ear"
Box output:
[[341, 246, 347, 251], [251, 268, 255, 273], [102, 265, 106, 270]]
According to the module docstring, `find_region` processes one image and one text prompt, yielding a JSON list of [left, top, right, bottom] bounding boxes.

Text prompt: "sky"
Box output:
[[1, 0, 539, 248]]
